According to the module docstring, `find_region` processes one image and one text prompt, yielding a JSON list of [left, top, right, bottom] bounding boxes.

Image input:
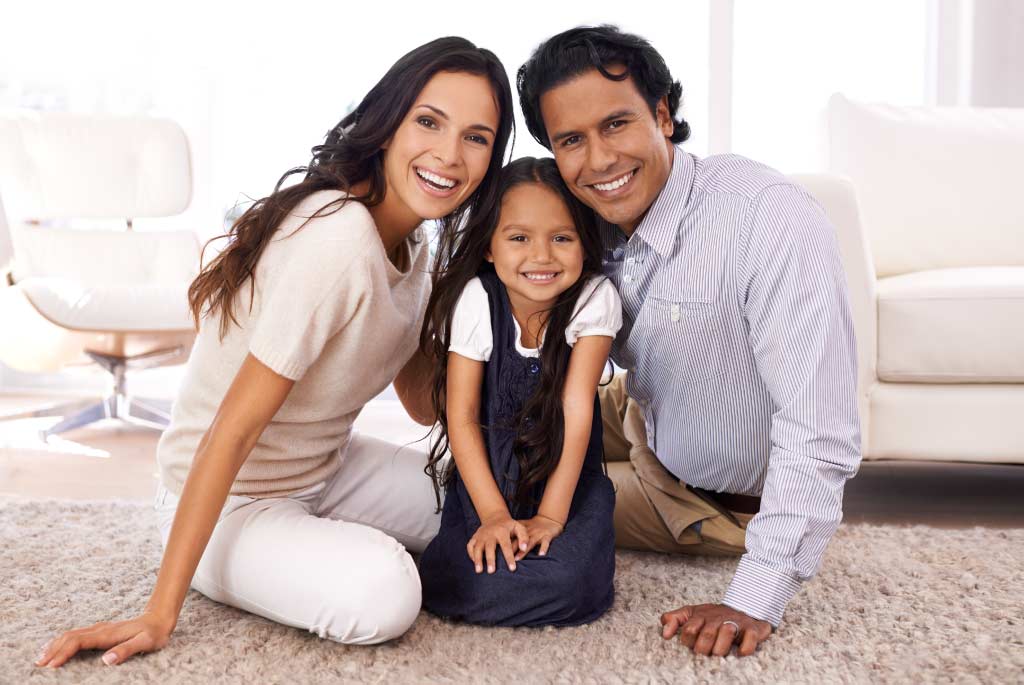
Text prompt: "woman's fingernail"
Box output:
[[35, 653, 47, 666], [488, 565, 495, 573], [510, 563, 516, 571], [102, 652, 118, 666], [475, 564, 482, 573]]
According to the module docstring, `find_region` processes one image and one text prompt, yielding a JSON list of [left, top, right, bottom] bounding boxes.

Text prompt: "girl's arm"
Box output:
[[536, 335, 613, 529], [37, 354, 294, 669], [447, 351, 528, 573]]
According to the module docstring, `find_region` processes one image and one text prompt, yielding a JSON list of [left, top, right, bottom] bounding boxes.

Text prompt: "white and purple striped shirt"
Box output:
[[602, 148, 861, 627]]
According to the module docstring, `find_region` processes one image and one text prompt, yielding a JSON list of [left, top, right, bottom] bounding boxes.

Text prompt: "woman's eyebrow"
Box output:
[[416, 104, 496, 137]]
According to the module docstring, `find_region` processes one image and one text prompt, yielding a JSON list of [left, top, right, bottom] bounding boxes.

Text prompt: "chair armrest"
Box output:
[[11, 227, 199, 285]]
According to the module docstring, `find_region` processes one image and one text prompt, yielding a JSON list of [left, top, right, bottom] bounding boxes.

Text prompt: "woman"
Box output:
[[35, 36, 514, 669]]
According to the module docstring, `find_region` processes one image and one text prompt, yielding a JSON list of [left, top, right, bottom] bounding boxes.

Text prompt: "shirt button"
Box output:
[[528, 360, 540, 374]]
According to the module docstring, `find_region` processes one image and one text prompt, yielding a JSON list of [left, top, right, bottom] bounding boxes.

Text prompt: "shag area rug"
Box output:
[[2, 498, 1022, 684]]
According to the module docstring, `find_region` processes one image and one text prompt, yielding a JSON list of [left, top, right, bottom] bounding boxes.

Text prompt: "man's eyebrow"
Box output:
[[550, 109, 636, 144], [415, 104, 497, 137]]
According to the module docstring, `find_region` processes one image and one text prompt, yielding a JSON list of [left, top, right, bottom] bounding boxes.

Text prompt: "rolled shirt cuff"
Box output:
[[721, 555, 803, 628]]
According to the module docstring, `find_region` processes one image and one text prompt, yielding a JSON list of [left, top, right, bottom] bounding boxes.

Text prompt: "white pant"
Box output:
[[155, 432, 443, 644]]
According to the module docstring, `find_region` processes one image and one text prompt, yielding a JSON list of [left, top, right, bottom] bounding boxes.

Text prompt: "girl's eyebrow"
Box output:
[[415, 104, 497, 137], [498, 223, 578, 232]]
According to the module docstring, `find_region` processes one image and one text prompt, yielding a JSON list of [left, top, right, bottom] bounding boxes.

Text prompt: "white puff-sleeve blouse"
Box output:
[[448, 275, 622, 361]]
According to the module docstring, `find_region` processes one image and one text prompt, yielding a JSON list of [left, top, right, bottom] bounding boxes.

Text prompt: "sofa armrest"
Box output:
[[790, 173, 877, 445]]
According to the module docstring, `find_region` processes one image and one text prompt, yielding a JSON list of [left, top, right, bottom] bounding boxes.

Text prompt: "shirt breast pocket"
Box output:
[[641, 297, 727, 381]]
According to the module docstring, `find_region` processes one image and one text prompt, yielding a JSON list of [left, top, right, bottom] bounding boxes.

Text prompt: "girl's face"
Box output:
[[382, 71, 500, 223], [486, 182, 585, 312]]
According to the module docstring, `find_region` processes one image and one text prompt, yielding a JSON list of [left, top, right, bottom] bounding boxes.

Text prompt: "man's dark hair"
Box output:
[[517, 25, 691, 149]]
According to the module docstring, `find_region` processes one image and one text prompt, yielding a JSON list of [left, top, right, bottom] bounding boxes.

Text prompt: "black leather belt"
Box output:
[[690, 486, 761, 515]]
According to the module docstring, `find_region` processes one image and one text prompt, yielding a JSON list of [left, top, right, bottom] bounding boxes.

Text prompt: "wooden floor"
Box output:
[[1, 392, 1022, 528]]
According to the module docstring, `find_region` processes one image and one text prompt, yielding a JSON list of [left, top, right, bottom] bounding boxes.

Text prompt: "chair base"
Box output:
[[0, 347, 181, 440]]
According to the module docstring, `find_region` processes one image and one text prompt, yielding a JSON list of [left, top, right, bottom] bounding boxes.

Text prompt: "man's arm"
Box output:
[[664, 182, 862, 656], [722, 182, 861, 626]]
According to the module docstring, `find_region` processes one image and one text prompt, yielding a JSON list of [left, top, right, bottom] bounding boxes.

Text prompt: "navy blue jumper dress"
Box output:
[[419, 270, 615, 627]]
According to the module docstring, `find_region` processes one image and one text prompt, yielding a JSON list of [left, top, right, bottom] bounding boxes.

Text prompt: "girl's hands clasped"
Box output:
[[466, 511, 529, 574], [466, 511, 568, 572], [515, 515, 564, 559], [36, 611, 174, 669]]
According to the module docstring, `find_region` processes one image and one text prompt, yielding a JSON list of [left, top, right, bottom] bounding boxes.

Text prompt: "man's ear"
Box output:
[[656, 97, 674, 138]]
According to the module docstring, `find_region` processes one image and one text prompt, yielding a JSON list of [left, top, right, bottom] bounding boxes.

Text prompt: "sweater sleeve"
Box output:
[[248, 209, 373, 381]]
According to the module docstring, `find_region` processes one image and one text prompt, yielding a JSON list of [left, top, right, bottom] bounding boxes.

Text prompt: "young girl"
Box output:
[[418, 156, 622, 627], [35, 37, 514, 669]]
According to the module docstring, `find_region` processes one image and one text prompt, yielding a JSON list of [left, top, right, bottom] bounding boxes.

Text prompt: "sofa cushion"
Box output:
[[876, 267, 1024, 382], [828, 95, 1024, 278]]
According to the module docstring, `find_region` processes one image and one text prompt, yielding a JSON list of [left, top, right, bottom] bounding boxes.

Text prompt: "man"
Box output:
[[517, 26, 861, 657]]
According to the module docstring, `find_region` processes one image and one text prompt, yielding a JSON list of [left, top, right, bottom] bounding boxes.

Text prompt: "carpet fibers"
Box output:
[[2, 498, 1022, 684]]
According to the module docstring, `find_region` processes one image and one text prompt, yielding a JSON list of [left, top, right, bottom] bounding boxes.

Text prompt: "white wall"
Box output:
[[1, 0, 711, 246]]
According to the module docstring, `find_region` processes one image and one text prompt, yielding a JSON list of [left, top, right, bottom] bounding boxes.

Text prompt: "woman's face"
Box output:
[[382, 71, 500, 222]]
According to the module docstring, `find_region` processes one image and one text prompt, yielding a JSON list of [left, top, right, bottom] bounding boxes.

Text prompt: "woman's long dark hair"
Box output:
[[188, 37, 515, 338], [422, 157, 605, 509]]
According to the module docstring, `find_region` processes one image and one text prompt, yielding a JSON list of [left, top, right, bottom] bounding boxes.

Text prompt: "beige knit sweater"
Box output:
[[156, 190, 430, 497]]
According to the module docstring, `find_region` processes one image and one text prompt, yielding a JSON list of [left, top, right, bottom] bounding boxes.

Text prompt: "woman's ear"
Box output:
[[484, 249, 493, 263]]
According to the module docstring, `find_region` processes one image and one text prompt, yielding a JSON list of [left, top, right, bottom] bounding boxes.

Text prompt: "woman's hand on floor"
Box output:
[[467, 512, 529, 574], [515, 515, 564, 559], [35, 611, 175, 668]]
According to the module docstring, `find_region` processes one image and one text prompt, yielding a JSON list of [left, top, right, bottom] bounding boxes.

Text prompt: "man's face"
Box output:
[[540, 67, 675, 235]]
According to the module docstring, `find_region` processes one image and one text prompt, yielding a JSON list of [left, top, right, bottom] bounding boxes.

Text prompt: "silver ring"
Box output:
[[721, 620, 742, 637]]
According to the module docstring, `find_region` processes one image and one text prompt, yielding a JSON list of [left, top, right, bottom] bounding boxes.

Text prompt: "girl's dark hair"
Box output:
[[421, 156, 605, 510], [516, 24, 690, 150], [189, 37, 515, 338]]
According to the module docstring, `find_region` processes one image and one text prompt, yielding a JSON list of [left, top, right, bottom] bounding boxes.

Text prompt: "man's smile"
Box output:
[[586, 169, 638, 197]]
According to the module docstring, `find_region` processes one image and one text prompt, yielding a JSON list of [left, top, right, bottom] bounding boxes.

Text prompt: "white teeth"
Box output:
[[593, 171, 634, 192], [524, 272, 557, 281], [416, 168, 456, 188]]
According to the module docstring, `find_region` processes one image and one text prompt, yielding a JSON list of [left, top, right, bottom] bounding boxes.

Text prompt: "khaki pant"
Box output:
[[599, 374, 751, 556]]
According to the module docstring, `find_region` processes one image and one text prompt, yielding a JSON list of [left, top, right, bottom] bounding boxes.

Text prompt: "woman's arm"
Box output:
[[446, 351, 527, 573], [393, 347, 436, 426], [36, 354, 294, 669], [535, 335, 613, 529]]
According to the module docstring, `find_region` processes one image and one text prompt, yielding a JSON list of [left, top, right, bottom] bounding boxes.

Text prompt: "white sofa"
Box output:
[[824, 95, 1024, 464]]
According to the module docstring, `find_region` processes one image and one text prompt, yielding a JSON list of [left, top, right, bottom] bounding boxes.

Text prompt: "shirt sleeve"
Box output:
[[448, 277, 493, 361], [565, 276, 623, 345], [721, 183, 862, 627], [248, 207, 373, 381]]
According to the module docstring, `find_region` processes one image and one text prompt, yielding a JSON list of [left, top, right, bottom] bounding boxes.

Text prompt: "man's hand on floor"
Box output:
[[660, 603, 772, 657]]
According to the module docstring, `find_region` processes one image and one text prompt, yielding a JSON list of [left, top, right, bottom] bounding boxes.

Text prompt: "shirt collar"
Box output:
[[630, 146, 695, 258]]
